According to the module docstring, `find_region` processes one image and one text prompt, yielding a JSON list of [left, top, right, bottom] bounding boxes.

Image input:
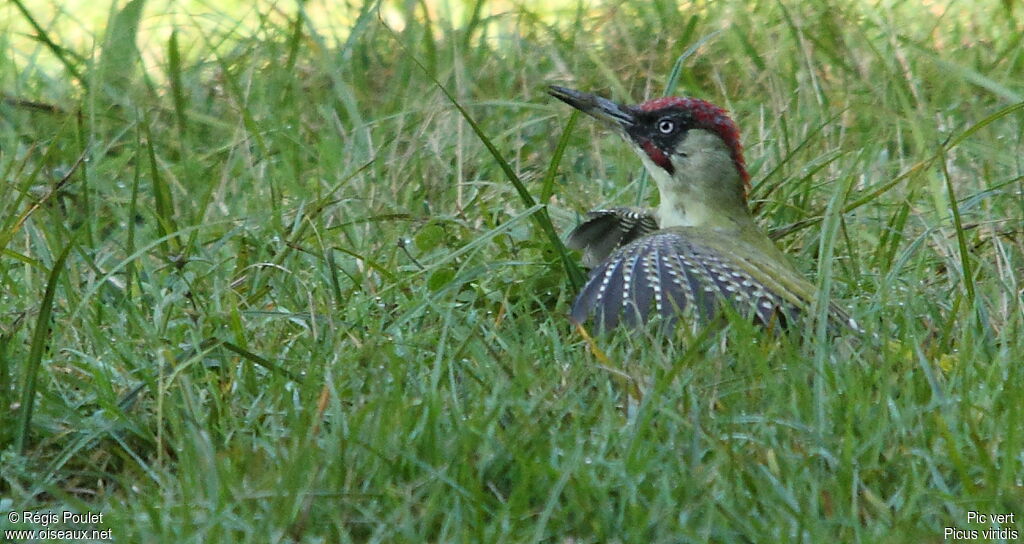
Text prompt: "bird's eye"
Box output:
[[657, 119, 675, 134]]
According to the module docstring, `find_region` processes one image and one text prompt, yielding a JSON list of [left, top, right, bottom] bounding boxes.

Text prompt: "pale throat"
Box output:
[[636, 131, 754, 232], [656, 183, 707, 228], [642, 154, 742, 231]]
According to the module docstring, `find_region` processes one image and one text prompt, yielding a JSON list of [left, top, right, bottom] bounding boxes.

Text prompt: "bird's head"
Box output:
[[549, 85, 753, 230]]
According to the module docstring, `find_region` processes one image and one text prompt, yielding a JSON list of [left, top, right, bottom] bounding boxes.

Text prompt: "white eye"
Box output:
[[657, 119, 675, 134]]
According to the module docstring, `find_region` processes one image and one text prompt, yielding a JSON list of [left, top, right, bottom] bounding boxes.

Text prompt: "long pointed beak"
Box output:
[[548, 86, 635, 130]]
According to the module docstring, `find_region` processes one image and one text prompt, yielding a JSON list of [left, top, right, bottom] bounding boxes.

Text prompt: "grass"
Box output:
[[1, 0, 1023, 541]]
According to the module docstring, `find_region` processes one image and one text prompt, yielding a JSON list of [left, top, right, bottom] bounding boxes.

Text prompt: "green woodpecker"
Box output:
[[549, 85, 856, 332]]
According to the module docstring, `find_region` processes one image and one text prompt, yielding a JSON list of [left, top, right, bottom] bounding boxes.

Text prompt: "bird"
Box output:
[[548, 85, 857, 333]]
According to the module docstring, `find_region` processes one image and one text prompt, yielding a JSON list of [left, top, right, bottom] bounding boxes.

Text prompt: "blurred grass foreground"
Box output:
[[2, 0, 1023, 541]]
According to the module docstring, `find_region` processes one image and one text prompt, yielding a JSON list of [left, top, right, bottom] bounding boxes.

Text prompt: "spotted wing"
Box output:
[[570, 230, 803, 331], [566, 207, 660, 267]]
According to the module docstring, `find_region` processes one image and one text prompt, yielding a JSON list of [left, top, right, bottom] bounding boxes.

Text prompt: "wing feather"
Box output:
[[569, 228, 848, 332], [567, 208, 659, 267]]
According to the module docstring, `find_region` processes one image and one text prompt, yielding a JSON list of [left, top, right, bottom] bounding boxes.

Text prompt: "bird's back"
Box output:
[[570, 225, 853, 332]]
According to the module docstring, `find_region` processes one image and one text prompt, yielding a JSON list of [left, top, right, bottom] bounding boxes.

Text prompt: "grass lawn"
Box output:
[[2, 0, 1023, 541]]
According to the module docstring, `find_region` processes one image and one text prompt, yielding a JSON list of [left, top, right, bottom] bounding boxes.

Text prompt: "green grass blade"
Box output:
[[385, 26, 584, 289], [142, 118, 180, 255], [904, 38, 1024, 103], [938, 148, 975, 303], [664, 30, 722, 97], [97, 0, 146, 98], [540, 111, 578, 203], [15, 243, 73, 454], [167, 30, 188, 136], [220, 340, 304, 382], [8, 0, 86, 86], [775, 100, 1024, 239]]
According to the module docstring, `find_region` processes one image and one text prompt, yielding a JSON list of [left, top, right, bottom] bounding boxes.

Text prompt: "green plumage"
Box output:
[[568, 222, 857, 332], [549, 85, 857, 333]]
